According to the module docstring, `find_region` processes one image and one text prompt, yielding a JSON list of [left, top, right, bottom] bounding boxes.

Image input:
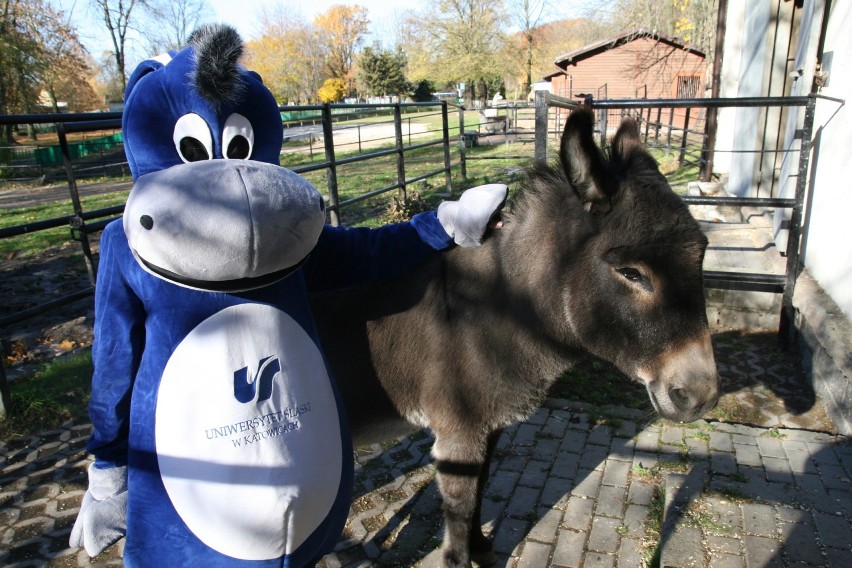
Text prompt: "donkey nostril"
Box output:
[[140, 215, 154, 230], [669, 387, 694, 410]]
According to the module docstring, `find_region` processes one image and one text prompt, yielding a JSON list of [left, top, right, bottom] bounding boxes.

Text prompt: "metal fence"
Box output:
[[0, 101, 469, 331], [0, 93, 843, 398]]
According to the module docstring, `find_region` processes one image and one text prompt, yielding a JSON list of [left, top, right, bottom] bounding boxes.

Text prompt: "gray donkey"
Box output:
[[312, 109, 720, 567]]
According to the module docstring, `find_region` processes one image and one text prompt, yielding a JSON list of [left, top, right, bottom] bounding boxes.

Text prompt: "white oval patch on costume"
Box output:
[[155, 303, 342, 560]]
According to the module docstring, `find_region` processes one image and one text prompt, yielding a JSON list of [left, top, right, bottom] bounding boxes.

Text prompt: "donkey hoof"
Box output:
[[441, 549, 472, 568], [470, 535, 496, 567], [471, 549, 498, 566]]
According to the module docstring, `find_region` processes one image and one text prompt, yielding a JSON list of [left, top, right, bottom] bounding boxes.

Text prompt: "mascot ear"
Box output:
[[125, 53, 173, 100]]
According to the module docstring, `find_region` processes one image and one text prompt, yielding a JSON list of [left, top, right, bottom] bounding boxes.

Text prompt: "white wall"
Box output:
[[802, 1, 852, 321], [713, 0, 747, 175]]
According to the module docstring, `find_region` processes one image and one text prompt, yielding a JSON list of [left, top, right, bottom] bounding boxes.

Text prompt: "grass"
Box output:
[[632, 457, 692, 484], [0, 349, 93, 442], [643, 486, 666, 568], [0, 190, 129, 259], [647, 145, 702, 195]]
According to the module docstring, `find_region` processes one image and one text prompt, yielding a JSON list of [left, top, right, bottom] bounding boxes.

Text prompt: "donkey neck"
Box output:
[[444, 183, 595, 380]]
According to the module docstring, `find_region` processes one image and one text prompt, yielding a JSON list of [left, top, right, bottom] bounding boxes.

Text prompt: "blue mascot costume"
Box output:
[[68, 24, 506, 568]]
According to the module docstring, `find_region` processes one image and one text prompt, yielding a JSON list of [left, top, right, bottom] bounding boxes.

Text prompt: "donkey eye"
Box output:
[[618, 267, 643, 282], [616, 266, 655, 293], [174, 113, 213, 163], [223, 113, 254, 160]]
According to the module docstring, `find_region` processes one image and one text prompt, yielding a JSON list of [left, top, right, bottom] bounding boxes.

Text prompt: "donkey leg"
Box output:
[[432, 432, 490, 568], [468, 430, 501, 566]]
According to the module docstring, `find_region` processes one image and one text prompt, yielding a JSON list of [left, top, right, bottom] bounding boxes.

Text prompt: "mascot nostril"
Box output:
[[70, 22, 507, 568]]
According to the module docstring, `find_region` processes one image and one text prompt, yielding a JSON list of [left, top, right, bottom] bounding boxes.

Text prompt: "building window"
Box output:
[[676, 75, 701, 98]]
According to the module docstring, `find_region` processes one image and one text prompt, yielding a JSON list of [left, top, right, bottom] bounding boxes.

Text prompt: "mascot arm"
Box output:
[[70, 222, 142, 555], [305, 212, 445, 291], [86, 222, 146, 467], [306, 184, 507, 291]]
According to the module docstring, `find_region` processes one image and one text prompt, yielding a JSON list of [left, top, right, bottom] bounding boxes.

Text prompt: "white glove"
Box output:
[[69, 463, 128, 556], [437, 184, 508, 247]]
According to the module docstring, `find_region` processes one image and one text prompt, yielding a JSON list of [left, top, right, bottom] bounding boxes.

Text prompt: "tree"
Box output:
[[357, 46, 411, 98], [507, 0, 550, 95], [403, 0, 508, 106], [1, 0, 43, 128], [0, 0, 100, 140], [245, 7, 325, 103], [96, 50, 126, 105], [313, 4, 369, 95], [501, 17, 589, 99], [411, 79, 437, 102], [317, 77, 346, 103], [90, 0, 149, 96], [42, 49, 103, 113], [589, 0, 718, 56], [144, 0, 210, 52]]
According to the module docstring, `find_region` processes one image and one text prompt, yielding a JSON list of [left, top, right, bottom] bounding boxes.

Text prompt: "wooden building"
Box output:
[[544, 29, 707, 101]]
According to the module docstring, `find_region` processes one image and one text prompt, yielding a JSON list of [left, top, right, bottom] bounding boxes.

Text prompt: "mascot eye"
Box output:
[[173, 113, 213, 163], [223, 113, 254, 160]]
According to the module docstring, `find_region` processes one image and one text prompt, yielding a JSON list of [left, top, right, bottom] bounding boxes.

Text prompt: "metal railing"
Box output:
[[0, 101, 474, 412], [0, 101, 467, 331]]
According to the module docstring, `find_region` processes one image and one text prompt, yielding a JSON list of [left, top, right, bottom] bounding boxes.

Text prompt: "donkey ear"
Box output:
[[610, 117, 643, 164], [559, 109, 616, 214]]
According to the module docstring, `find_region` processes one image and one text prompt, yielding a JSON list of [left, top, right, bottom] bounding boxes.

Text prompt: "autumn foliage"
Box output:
[[318, 78, 346, 103]]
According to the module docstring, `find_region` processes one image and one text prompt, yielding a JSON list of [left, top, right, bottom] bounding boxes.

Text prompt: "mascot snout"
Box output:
[[124, 160, 326, 292]]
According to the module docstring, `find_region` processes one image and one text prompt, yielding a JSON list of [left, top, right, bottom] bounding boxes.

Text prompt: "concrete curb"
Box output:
[[794, 271, 852, 436]]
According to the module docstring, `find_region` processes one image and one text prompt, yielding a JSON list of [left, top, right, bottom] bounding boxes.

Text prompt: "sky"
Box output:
[[53, 0, 588, 66]]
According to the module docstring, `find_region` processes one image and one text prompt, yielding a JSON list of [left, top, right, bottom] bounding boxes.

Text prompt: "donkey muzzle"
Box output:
[[638, 334, 720, 423]]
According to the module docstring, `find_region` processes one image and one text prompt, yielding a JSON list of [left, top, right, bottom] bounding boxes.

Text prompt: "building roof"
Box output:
[[552, 28, 705, 69]]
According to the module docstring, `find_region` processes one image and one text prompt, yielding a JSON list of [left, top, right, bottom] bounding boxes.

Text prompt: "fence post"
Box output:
[[393, 104, 406, 202], [458, 106, 467, 180], [654, 107, 662, 143], [778, 95, 815, 348], [666, 108, 675, 153], [534, 90, 548, 164], [678, 108, 692, 166], [321, 104, 341, 227], [441, 102, 453, 194], [57, 123, 97, 287]]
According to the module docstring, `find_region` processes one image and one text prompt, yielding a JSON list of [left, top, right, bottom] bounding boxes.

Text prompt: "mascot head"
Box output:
[[121, 24, 325, 292]]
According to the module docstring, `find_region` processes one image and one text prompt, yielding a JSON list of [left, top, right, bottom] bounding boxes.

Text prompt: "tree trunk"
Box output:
[[1, 124, 14, 145], [524, 31, 534, 95]]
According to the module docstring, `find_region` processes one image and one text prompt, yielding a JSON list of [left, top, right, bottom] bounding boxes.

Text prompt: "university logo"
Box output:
[[233, 356, 281, 403]]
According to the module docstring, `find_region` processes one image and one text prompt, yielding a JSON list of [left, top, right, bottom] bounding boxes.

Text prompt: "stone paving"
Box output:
[[1, 397, 849, 568]]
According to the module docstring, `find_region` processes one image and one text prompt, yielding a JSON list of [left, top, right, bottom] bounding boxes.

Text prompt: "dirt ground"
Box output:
[[1, 239, 97, 381]]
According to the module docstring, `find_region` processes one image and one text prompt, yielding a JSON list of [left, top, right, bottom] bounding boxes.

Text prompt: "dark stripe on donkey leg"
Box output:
[[434, 460, 483, 477]]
